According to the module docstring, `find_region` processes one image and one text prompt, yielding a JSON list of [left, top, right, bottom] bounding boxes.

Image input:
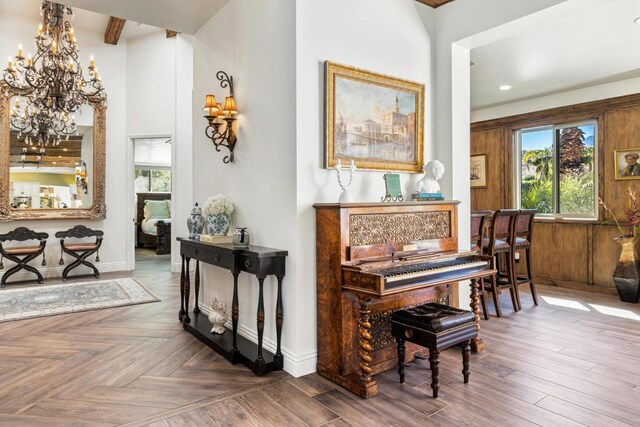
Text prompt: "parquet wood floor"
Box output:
[[0, 260, 639, 426]]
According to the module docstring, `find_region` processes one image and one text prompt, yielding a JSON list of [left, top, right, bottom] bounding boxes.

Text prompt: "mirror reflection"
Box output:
[[8, 97, 93, 210]]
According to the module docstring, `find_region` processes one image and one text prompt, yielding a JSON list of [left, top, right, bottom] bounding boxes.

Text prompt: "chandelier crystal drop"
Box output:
[[1, 0, 107, 120]]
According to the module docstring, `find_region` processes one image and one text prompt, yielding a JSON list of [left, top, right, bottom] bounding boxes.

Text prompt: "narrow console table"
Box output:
[[177, 238, 287, 376]]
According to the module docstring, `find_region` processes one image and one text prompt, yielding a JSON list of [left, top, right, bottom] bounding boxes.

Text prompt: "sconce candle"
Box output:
[[202, 71, 239, 163]]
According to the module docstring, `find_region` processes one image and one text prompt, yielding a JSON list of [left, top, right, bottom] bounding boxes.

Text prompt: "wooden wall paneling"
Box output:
[[104, 17, 126, 45], [470, 128, 504, 211], [530, 222, 590, 285], [592, 225, 624, 293], [502, 127, 513, 208], [603, 105, 640, 223]]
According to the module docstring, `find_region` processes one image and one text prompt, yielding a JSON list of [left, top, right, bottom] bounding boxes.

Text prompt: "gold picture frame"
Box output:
[[470, 154, 487, 188], [325, 61, 424, 173], [614, 148, 640, 180]]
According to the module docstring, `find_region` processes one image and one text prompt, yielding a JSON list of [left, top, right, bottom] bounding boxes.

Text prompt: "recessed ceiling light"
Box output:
[[634, 16, 640, 24], [498, 85, 512, 91]]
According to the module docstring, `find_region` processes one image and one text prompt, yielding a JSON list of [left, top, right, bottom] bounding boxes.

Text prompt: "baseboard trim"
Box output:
[[0, 261, 128, 283], [198, 304, 317, 377]]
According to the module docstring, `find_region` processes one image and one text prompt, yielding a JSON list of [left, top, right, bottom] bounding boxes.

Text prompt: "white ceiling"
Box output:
[[56, 0, 230, 35], [0, 0, 164, 39], [470, 0, 640, 110]]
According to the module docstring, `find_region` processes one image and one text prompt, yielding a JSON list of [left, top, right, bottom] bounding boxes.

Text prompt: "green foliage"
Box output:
[[521, 178, 553, 213], [559, 171, 594, 215]]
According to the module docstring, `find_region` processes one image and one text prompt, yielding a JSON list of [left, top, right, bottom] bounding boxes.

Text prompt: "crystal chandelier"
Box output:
[[2, 0, 106, 146]]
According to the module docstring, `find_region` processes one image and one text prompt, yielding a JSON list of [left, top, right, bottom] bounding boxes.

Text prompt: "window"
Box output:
[[515, 121, 597, 218], [135, 168, 172, 193]]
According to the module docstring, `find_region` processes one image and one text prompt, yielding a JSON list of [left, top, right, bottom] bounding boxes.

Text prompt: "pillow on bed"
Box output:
[[144, 200, 170, 220]]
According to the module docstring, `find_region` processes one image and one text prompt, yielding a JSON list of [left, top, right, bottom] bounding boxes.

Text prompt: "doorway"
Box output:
[[128, 136, 173, 270]]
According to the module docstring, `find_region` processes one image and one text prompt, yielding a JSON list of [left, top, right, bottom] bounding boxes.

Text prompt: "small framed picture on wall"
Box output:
[[470, 154, 487, 188], [614, 148, 640, 180]]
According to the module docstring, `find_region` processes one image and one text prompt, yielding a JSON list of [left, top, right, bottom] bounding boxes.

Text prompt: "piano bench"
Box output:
[[391, 303, 477, 398]]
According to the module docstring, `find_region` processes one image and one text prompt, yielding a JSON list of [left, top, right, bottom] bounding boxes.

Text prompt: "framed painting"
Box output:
[[470, 154, 487, 188], [614, 148, 640, 180], [325, 61, 424, 173]]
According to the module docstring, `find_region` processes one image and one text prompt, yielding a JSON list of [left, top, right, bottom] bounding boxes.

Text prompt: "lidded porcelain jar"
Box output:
[[187, 202, 205, 239]]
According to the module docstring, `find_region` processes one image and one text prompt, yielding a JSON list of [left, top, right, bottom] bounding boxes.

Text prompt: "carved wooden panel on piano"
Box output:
[[314, 201, 464, 398]]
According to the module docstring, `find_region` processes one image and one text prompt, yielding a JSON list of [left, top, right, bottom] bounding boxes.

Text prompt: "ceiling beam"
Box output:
[[104, 17, 126, 45], [415, 0, 455, 8], [166, 30, 178, 38]]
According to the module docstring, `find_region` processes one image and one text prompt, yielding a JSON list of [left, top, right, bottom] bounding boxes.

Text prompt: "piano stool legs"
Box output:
[[462, 340, 471, 383], [397, 338, 406, 384], [429, 349, 440, 398]]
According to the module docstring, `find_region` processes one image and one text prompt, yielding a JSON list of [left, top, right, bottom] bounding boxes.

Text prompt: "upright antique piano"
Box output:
[[314, 201, 494, 398]]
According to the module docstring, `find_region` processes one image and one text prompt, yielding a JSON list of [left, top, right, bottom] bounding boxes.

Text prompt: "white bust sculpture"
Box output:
[[417, 160, 445, 193]]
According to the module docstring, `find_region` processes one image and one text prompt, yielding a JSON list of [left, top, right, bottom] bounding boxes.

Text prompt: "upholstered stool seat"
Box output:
[[482, 238, 509, 250], [64, 243, 99, 251], [4, 246, 43, 255], [514, 237, 530, 248], [56, 225, 103, 281], [391, 303, 477, 398], [0, 227, 49, 288]]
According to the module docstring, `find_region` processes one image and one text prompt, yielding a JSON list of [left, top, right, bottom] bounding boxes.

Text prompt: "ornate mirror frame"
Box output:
[[0, 93, 107, 221]]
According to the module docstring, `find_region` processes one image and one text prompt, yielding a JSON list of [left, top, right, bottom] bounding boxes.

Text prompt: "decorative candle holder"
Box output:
[[335, 159, 356, 203]]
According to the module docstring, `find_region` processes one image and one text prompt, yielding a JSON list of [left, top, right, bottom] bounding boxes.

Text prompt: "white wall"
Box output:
[[0, 13, 128, 277], [472, 75, 640, 123], [295, 0, 435, 376], [193, 0, 298, 372]]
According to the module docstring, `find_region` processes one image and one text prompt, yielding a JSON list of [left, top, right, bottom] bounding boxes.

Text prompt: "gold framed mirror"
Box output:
[[0, 93, 106, 221]]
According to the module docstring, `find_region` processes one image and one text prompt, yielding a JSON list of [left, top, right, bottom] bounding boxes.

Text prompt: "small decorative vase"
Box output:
[[207, 213, 231, 236], [233, 227, 250, 247], [208, 298, 229, 334], [612, 237, 640, 303], [187, 202, 205, 239]]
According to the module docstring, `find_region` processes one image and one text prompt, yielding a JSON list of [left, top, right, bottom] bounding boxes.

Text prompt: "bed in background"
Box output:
[[136, 192, 171, 255]]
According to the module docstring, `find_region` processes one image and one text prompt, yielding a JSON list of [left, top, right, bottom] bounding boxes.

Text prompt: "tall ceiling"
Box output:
[[471, 0, 640, 110]]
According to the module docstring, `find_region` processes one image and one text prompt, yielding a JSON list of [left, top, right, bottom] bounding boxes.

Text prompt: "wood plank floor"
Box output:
[[0, 260, 639, 426]]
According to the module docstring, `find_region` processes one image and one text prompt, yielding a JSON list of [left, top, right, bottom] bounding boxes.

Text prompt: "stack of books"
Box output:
[[411, 192, 444, 201]]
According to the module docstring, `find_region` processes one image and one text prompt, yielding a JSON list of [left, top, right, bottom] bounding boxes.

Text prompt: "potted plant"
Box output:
[[203, 194, 235, 236], [600, 188, 640, 303]]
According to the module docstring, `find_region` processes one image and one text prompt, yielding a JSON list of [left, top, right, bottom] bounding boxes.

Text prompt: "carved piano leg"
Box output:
[[357, 298, 377, 393], [183, 257, 191, 326], [469, 278, 485, 352], [193, 261, 200, 314], [274, 275, 284, 369], [255, 276, 266, 375], [231, 272, 240, 363]]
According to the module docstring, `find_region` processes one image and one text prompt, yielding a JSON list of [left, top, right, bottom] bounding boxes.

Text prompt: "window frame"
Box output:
[[513, 119, 598, 220]]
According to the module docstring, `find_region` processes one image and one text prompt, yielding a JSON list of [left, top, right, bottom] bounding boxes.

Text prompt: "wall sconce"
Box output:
[[203, 71, 239, 163], [75, 160, 88, 194]]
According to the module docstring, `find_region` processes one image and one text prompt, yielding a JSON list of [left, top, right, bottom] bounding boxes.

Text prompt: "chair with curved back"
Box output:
[[0, 227, 48, 288], [482, 209, 519, 317], [56, 225, 103, 281], [511, 209, 538, 308], [471, 210, 492, 319]]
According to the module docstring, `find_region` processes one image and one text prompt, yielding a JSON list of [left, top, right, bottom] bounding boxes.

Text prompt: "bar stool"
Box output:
[[0, 227, 48, 288], [56, 225, 103, 281], [392, 303, 477, 398], [471, 210, 491, 320], [482, 209, 519, 317], [511, 209, 538, 308]]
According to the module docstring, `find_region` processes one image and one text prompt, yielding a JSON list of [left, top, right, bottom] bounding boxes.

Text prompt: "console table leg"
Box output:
[[255, 276, 266, 375], [184, 258, 191, 325], [179, 254, 185, 322], [193, 261, 200, 314], [274, 275, 284, 369], [231, 272, 240, 362], [469, 278, 485, 352]]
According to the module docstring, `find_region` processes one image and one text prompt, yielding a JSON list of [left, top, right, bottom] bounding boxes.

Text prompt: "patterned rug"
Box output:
[[0, 278, 160, 323]]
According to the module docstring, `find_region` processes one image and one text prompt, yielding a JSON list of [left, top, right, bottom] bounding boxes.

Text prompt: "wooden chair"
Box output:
[[511, 209, 538, 308], [482, 209, 519, 317], [471, 210, 491, 319], [0, 227, 48, 288], [392, 303, 477, 398], [56, 225, 103, 281]]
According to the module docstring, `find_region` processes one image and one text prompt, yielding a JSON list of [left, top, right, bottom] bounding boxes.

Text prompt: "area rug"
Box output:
[[0, 278, 160, 323]]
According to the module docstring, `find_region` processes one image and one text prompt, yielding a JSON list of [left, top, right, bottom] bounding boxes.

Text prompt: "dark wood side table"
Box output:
[[177, 238, 287, 376]]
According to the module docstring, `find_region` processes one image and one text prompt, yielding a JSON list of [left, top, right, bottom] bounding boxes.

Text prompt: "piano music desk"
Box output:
[[177, 238, 287, 376]]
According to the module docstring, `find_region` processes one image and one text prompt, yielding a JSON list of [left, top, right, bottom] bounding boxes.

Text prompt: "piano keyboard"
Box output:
[[384, 259, 489, 283]]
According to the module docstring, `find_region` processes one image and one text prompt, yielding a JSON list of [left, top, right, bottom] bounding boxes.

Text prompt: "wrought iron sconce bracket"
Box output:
[[203, 71, 238, 164]]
